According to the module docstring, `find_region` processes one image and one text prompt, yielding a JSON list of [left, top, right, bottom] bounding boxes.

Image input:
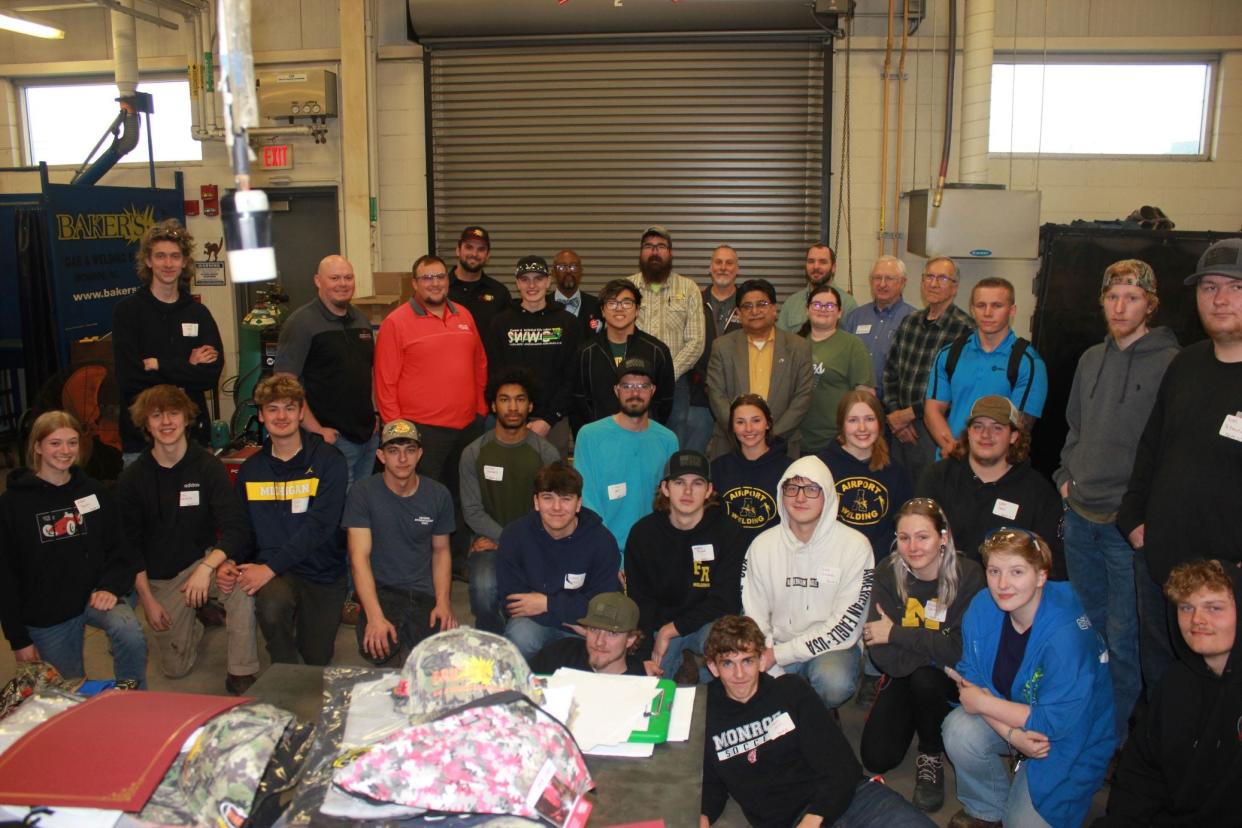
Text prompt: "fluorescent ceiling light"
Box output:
[[0, 11, 65, 39]]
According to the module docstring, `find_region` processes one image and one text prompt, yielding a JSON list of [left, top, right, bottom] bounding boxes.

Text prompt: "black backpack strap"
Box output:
[[943, 332, 971, 383], [1007, 337, 1033, 410]]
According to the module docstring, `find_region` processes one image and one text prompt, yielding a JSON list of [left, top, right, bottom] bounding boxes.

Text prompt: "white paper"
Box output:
[[547, 669, 658, 750], [0, 807, 120, 828], [668, 686, 697, 742], [585, 741, 655, 758], [540, 684, 575, 723]]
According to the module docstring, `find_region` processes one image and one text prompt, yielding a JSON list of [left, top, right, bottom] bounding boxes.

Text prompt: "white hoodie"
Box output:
[[741, 454, 875, 666]]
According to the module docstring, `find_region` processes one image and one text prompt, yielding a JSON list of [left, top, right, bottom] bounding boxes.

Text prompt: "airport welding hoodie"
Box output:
[[741, 455, 875, 667]]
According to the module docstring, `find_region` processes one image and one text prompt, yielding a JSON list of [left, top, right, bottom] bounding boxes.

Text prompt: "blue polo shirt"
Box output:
[[925, 329, 1048, 438], [843, 299, 916, 396]]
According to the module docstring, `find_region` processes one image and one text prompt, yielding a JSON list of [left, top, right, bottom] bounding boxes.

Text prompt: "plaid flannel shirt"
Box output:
[[881, 303, 975, 415]]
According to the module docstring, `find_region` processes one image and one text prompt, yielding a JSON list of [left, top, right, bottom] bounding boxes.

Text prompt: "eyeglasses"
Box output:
[[922, 273, 958, 286], [416, 273, 448, 283], [619, 381, 653, 391], [808, 301, 839, 311], [781, 482, 823, 499], [641, 243, 670, 253], [605, 298, 637, 309], [739, 300, 772, 312], [552, 263, 581, 272]]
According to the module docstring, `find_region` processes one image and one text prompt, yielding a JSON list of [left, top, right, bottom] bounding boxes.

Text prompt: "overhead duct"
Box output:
[[405, 0, 845, 42], [73, 1, 142, 185], [959, 0, 993, 183]]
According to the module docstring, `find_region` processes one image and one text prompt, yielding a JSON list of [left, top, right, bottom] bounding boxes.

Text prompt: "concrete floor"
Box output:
[[0, 582, 1110, 826]]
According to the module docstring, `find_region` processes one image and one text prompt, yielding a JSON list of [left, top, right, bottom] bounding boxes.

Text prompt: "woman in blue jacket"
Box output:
[[943, 528, 1114, 828]]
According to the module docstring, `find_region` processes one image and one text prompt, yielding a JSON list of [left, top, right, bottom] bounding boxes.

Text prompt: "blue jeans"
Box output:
[[1134, 550, 1176, 698], [27, 602, 148, 688], [659, 620, 713, 681], [334, 431, 379, 489], [1063, 508, 1140, 742], [505, 617, 577, 661], [783, 645, 861, 710], [468, 549, 504, 635], [826, 779, 936, 827], [668, 375, 690, 448], [942, 707, 1053, 827], [683, 404, 715, 455]]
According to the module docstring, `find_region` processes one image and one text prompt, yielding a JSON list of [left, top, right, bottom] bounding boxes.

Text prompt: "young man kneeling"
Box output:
[[701, 615, 933, 828]]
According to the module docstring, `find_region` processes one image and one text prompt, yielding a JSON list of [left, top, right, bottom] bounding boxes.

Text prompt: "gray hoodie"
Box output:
[[1054, 326, 1179, 519]]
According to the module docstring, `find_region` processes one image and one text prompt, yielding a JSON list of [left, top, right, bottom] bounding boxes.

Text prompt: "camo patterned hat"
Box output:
[[401, 629, 536, 721]]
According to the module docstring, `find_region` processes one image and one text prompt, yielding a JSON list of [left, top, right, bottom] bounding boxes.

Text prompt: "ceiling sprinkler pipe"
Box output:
[[933, 0, 957, 208]]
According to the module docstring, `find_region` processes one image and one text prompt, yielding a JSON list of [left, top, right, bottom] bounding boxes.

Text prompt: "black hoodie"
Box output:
[[111, 287, 224, 452], [703, 672, 865, 827], [1094, 564, 1242, 827], [486, 301, 582, 427], [710, 436, 790, 546], [624, 506, 746, 657], [0, 468, 136, 650]]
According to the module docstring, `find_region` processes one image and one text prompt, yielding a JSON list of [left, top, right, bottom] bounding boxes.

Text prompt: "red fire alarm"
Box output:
[[201, 184, 219, 217]]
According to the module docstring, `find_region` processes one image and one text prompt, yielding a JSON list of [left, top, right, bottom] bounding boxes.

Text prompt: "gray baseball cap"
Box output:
[[1184, 238, 1242, 285]]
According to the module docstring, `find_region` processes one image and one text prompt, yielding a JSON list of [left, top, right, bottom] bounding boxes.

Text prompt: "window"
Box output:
[[23, 78, 202, 166], [989, 61, 1214, 157]]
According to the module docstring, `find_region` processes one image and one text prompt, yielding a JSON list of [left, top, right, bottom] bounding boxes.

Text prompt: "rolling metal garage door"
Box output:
[[427, 41, 828, 300]]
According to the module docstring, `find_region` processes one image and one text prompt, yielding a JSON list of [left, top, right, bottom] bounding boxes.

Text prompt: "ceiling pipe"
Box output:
[[933, 0, 957, 207], [959, 0, 994, 183], [73, 0, 141, 185]]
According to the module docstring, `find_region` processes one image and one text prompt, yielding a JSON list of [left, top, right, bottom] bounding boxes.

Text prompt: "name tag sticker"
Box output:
[[992, 498, 1019, 520], [1221, 414, 1242, 443], [291, 496, 309, 514], [819, 566, 840, 584], [563, 572, 586, 589], [692, 544, 715, 562], [855, 324, 873, 335], [74, 494, 101, 515], [925, 599, 948, 623], [179, 490, 201, 507], [483, 465, 504, 482], [767, 712, 796, 739], [182, 322, 199, 337], [607, 482, 627, 500]]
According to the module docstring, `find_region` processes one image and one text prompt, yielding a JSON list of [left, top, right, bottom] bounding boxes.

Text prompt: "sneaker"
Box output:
[[341, 599, 361, 626], [225, 673, 257, 696], [912, 752, 945, 812], [673, 650, 700, 685], [855, 673, 879, 707], [946, 808, 1000, 828]]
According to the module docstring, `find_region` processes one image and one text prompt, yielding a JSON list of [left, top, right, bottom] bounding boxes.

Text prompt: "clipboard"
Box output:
[[627, 679, 675, 744]]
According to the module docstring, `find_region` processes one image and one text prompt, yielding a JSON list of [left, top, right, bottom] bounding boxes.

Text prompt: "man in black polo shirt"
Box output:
[[449, 225, 512, 336], [274, 254, 377, 487]]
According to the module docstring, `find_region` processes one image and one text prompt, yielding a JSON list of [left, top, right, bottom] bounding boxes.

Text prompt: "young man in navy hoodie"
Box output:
[[221, 375, 348, 666], [112, 219, 223, 464], [117, 385, 258, 694], [495, 461, 620, 661]]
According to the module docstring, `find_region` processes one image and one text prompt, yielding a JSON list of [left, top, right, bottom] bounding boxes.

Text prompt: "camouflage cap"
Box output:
[[381, 419, 420, 447], [402, 629, 535, 721]]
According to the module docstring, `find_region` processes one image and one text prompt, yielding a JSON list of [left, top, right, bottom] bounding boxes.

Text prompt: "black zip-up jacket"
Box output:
[[916, 456, 1065, 578], [624, 506, 746, 658], [112, 287, 224, 453], [486, 302, 583, 427], [0, 468, 136, 650], [571, 328, 675, 434], [235, 430, 348, 584], [1094, 565, 1242, 827], [115, 444, 250, 580], [703, 673, 865, 827]]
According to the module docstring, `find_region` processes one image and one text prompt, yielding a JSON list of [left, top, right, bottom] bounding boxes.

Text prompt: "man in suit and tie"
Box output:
[[706, 279, 814, 459]]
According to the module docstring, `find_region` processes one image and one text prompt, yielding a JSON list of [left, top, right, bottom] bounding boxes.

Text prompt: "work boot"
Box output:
[[855, 673, 880, 707], [946, 808, 1000, 828], [912, 752, 945, 812], [196, 601, 227, 627], [225, 673, 257, 696], [674, 650, 700, 685]]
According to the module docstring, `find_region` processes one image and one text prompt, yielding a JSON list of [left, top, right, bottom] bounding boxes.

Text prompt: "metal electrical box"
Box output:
[[257, 69, 338, 120], [906, 185, 1042, 259]]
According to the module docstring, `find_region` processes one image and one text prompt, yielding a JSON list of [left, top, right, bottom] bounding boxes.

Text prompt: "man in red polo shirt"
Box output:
[[374, 253, 487, 488]]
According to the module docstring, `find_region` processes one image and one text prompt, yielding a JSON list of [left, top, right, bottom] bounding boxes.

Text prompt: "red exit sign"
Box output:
[[262, 144, 293, 170]]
